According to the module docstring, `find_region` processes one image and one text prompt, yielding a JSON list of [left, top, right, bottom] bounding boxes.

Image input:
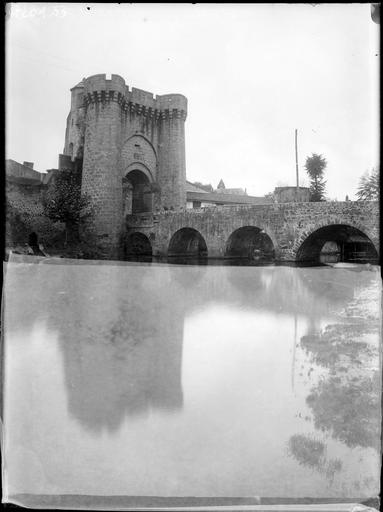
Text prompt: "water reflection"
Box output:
[[300, 323, 377, 368], [57, 267, 185, 431], [288, 434, 326, 469], [298, 288, 381, 452], [307, 373, 380, 451], [3, 255, 381, 498], [61, 307, 184, 432], [287, 434, 343, 484], [5, 259, 380, 435]]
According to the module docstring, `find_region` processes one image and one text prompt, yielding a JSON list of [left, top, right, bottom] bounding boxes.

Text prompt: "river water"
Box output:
[[2, 256, 381, 504]]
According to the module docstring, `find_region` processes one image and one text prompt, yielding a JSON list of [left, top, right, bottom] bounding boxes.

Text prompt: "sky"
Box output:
[[6, 3, 379, 199]]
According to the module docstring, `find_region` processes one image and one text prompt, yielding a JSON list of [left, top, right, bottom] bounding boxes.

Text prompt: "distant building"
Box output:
[[185, 181, 311, 209], [215, 179, 247, 196], [273, 186, 310, 203], [186, 180, 270, 209], [6, 159, 53, 186]]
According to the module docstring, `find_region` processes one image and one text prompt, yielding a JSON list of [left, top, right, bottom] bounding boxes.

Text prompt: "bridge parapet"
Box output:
[[124, 201, 379, 261]]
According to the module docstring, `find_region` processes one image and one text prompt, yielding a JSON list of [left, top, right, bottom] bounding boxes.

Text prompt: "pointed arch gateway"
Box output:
[[121, 134, 157, 215]]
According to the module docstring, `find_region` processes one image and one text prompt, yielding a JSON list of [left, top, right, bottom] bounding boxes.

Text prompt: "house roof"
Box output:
[[187, 191, 272, 205], [185, 181, 210, 193], [216, 187, 247, 195]]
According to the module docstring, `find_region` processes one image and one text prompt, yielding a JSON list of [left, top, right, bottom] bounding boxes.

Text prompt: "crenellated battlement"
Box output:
[[82, 74, 187, 119], [84, 73, 127, 96]]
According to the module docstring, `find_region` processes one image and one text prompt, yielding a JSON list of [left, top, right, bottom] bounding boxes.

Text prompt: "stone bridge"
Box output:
[[124, 201, 379, 263]]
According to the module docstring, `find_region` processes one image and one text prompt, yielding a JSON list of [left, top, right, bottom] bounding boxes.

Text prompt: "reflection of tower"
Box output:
[[62, 74, 187, 257], [291, 312, 297, 391], [54, 264, 185, 433]]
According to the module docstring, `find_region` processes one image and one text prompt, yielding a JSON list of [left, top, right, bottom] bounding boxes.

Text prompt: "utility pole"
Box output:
[[295, 128, 299, 195]]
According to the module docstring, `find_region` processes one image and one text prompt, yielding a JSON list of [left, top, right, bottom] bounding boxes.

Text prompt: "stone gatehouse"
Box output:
[[63, 74, 187, 254]]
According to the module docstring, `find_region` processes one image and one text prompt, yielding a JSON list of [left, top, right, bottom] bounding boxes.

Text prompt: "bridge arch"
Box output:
[[168, 228, 208, 257], [225, 226, 275, 261], [124, 232, 153, 257], [295, 223, 379, 264]]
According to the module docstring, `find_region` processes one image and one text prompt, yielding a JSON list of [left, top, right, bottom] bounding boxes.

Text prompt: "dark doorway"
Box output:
[[28, 232, 38, 248], [296, 225, 379, 264], [225, 226, 275, 261], [125, 170, 152, 214], [168, 228, 208, 258], [28, 232, 45, 256]]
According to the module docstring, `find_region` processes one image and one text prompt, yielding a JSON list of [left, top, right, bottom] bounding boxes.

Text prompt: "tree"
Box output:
[[43, 168, 93, 245], [300, 318, 380, 452], [304, 153, 327, 202], [356, 167, 379, 201]]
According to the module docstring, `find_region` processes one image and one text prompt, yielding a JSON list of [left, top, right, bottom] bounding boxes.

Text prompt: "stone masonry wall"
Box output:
[[125, 201, 380, 261], [70, 74, 187, 258], [120, 135, 157, 182], [82, 98, 123, 249], [6, 181, 65, 248], [6, 181, 44, 218]]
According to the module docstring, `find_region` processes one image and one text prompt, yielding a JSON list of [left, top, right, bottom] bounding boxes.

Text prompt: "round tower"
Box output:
[[157, 94, 187, 210], [81, 74, 126, 255]]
